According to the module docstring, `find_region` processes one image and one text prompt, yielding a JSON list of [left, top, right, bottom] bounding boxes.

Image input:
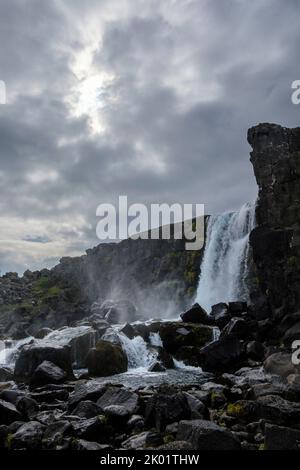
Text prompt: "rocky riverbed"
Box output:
[[1, 301, 300, 451]]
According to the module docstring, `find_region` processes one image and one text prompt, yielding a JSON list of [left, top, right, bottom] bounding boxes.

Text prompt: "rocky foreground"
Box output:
[[1, 301, 300, 451]]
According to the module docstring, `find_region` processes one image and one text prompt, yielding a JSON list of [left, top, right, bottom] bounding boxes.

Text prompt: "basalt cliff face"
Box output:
[[0, 236, 202, 338], [248, 123, 300, 334]]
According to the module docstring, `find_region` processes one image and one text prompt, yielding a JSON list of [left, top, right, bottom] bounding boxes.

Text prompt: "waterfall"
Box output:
[[118, 333, 157, 370], [0, 336, 34, 367], [196, 202, 255, 312]]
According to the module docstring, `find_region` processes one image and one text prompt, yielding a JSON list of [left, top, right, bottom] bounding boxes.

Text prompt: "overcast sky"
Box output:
[[0, 0, 299, 274]]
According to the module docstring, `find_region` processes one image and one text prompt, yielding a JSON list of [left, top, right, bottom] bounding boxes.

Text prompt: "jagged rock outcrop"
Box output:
[[248, 123, 300, 338]]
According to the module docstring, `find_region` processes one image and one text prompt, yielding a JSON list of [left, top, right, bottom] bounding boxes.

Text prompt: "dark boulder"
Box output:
[[159, 322, 213, 353], [30, 360, 67, 387], [145, 387, 190, 432], [174, 346, 203, 367], [0, 399, 22, 425], [120, 323, 138, 339], [283, 322, 300, 346], [177, 419, 241, 450], [264, 423, 300, 450], [14, 341, 73, 383], [68, 381, 107, 411], [0, 366, 14, 382], [10, 421, 45, 450], [16, 396, 39, 420], [257, 395, 300, 426], [122, 431, 162, 449], [71, 400, 101, 419], [210, 303, 231, 328], [156, 347, 174, 369], [220, 317, 249, 339], [73, 439, 110, 450], [198, 335, 243, 373], [97, 387, 138, 415], [148, 362, 166, 372], [34, 328, 53, 339], [180, 303, 211, 325], [87, 340, 128, 376], [72, 416, 110, 442], [246, 341, 265, 361], [264, 352, 300, 378], [43, 420, 73, 447], [228, 302, 248, 315]]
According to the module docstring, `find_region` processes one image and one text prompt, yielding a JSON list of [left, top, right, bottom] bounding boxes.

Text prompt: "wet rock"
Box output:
[[210, 303, 231, 328], [145, 387, 190, 432], [159, 322, 213, 353], [228, 302, 248, 315], [174, 346, 203, 367], [97, 387, 138, 415], [177, 419, 241, 450], [246, 341, 265, 361], [0, 389, 25, 405], [199, 335, 243, 373], [283, 322, 300, 346], [0, 366, 14, 382], [257, 395, 300, 425], [71, 400, 101, 419], [68, 381, 107, 411], [73, 439, 110, 450], [221, 317, 248, 339], [30, 360, 67, 387], [11, 421, 45, 450], [34, 328, 53, 339], [180, 303, 211, 325], [120, 323, 138, 339], [16, 396, 39, 420], [122, 431, 162, 449], [30, 388, 69, 403], [127, 414, 144, 432], [264, 423, 300, 450], [0, 399, 22, 425], [14, 341, 73, 383], [155, 347, 174, 369], [46, 326, 98, 368], [45, 420, 73, 443], [72, 416, 110, 441], [87, 340, 128, 376], [264, 352, 300, 378], [183, 392, 208, 419], [148, 362, 166, 372]]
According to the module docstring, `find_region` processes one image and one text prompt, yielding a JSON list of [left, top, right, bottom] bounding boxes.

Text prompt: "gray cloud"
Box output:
[[0, 0, 299, 273]]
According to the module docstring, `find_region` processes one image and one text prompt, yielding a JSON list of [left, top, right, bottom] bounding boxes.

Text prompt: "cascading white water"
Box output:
[[196, 202, 255, 312], [118, 333, 158, 371], [0, 336, 34, 366]]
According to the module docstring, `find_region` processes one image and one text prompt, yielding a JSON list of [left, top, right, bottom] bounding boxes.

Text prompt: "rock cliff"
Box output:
[[248, 123, 300, 337]]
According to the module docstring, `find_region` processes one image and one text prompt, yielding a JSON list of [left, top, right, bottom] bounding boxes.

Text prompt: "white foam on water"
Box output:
[[149, 332, 163, 347], [119, 333, 157, 370], [173, 358, 203, 372]]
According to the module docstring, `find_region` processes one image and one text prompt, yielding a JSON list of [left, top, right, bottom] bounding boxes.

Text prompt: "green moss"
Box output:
[[227, 403, 247, 417], [6, 433, 14, 450], [163, 434, 175, 444], [259, 443, 265, 451], [287, 256, 297, 267]]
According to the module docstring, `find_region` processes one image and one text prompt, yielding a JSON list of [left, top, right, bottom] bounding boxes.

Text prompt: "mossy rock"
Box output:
[[87, 340, 128, 377], [159, 322, 213, 353]]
